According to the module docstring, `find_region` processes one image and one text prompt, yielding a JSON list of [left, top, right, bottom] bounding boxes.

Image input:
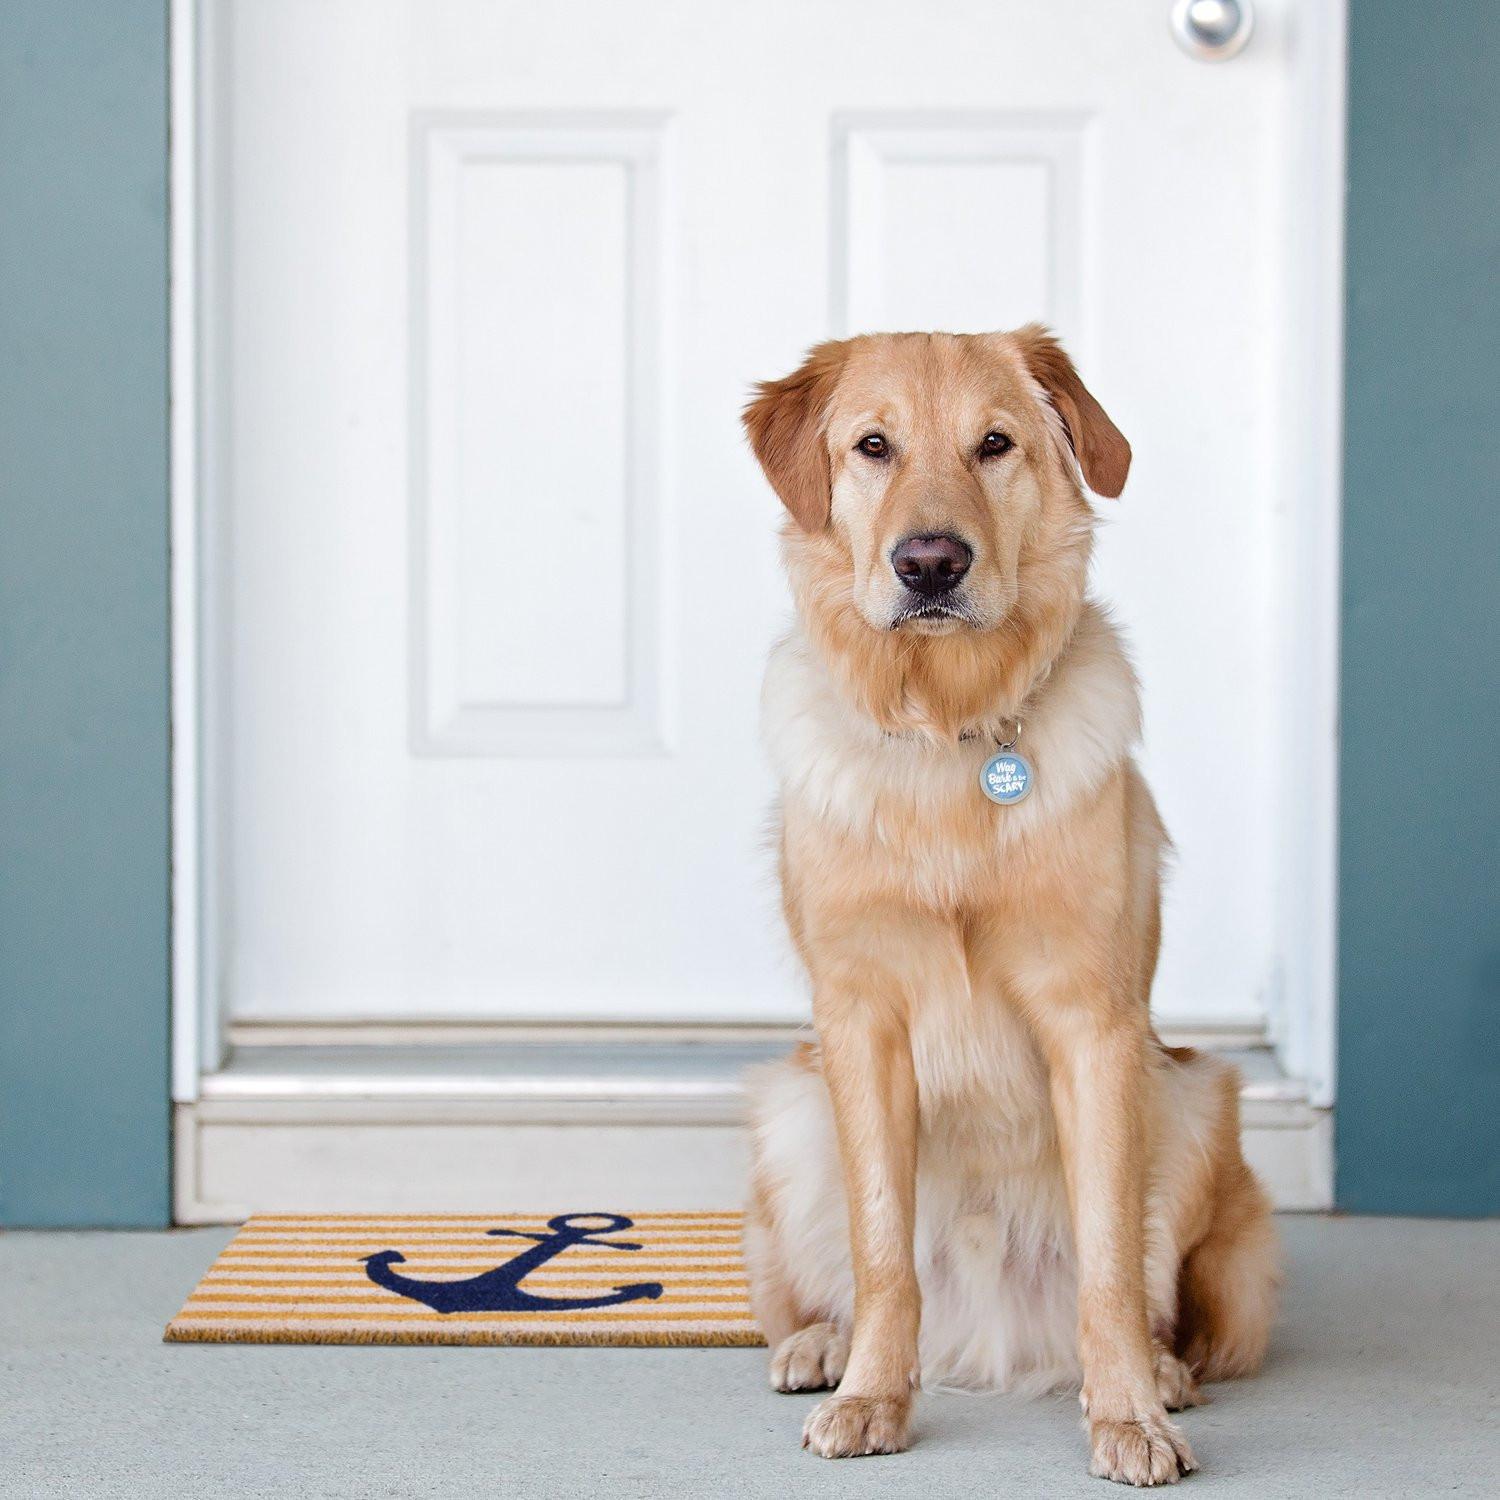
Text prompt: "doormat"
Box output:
[[165, 1212, 765, 1347]]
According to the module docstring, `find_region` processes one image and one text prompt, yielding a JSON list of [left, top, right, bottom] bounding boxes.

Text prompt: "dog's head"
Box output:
[[743, 327, 1129, 638]]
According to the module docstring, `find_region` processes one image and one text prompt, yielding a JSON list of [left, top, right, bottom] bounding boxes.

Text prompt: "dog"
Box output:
[[740, 328, 1277, 1485]]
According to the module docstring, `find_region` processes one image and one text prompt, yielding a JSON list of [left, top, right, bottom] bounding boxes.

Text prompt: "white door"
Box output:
[[204, 0, 1340, 1069]]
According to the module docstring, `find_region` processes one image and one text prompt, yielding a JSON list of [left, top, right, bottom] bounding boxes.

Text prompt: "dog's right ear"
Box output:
[[742, 342, 847, 532]]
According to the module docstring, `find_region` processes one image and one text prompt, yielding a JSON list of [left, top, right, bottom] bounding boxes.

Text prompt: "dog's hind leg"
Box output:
[[744, 1044, 867, 1402], [745, 1136, 851, 1392], [1142, 1045, 1263, 1409], [744, 1172, 811, 1349], [1173, 1064, 1280, 1382], [1176, 1163, 1278, 1381]]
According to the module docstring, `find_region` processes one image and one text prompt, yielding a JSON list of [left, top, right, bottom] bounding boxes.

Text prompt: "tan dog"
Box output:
[[741, 329, 1277, 1486]]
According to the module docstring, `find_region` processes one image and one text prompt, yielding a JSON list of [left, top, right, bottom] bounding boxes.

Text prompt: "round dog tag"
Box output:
[[979, 750, 1034, 805]]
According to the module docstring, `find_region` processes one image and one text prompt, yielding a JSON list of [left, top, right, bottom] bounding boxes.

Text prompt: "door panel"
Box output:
[[414, 118, 668, 755], [213, 0, 1324, 1025]]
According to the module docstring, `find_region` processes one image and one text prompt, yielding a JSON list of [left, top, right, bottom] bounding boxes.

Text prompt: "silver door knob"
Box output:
[[1171, 0, 1254, 60]]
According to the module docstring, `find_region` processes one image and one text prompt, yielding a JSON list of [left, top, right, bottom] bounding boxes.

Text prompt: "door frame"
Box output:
[[169, 0, 1348, 1109]]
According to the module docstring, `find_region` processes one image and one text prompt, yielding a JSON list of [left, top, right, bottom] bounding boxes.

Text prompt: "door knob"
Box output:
[[1171, 0, 1254, 60]]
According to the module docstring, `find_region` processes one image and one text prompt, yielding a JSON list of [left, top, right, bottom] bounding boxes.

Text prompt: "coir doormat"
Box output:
[[165, 1212, 765, 1347]]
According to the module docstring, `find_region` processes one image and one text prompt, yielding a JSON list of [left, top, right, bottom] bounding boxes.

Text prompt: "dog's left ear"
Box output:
[[742, 342, 848, 532], [1012, 324, 1131, 499]]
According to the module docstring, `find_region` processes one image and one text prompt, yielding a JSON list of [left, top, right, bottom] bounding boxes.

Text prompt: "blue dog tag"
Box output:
[[979, 750, 1034, 805]]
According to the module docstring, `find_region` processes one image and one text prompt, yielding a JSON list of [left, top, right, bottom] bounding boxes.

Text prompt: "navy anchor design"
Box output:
[[361, 1213, 665, 1314]]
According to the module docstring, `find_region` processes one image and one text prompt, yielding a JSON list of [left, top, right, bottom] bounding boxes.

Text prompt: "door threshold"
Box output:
[[176, 1030, 1331, 1223], [223, 1015, 1275, 1051]]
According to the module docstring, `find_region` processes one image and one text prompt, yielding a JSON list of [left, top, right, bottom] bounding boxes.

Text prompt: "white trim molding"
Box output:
[[169, 0, 208, 1101], [1263, 0, 1348, 1109]]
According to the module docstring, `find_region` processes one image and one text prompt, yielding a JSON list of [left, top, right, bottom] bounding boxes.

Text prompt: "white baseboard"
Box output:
[[1238, 1097, 1332, 1213], [174, 1029, 1331, 1222], [174, 1101, 751, 1224]]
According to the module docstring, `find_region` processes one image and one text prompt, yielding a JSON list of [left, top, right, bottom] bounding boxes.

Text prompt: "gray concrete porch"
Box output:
[[1, 1216, 1495, 1497]]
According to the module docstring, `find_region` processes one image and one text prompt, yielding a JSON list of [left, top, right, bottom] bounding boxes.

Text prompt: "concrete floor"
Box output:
[[1, 1218, 1496, 1499]]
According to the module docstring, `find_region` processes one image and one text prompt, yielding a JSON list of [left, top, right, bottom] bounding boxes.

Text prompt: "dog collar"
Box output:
[[881, 714, 1020, 748], [880, 718, 1035, 805]]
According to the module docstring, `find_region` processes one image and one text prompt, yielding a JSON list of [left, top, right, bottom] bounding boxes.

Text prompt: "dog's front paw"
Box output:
[[802, 1393, 911, 1458], [1088, 1411, 1197, 1487], [770, 1322, 850, 1392]]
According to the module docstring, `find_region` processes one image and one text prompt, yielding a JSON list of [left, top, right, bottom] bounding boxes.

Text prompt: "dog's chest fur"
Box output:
[[764, 599, 1140, 897], [762, 598, 1142, 1126]]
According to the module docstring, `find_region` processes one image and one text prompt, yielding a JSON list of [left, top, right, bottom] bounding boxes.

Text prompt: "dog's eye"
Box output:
[[856, 434, 888, 458], [980, 431, 1014, 457]]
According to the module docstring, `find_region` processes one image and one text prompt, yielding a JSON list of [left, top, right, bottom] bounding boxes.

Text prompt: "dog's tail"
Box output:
[[1174, 1070, 1280, 1382]]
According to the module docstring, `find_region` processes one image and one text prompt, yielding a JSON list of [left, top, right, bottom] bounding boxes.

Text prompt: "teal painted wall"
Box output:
[[0, 3, 170, 1226], [1337, 3, 1500, 1214]]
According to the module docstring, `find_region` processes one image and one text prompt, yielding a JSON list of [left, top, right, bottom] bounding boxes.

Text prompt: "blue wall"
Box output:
[[1336, 2, 1500, 1215], [0, 3, 171, 1227]]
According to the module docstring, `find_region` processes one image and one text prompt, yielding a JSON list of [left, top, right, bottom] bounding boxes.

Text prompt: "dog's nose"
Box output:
[[891, 533, 972, 596]]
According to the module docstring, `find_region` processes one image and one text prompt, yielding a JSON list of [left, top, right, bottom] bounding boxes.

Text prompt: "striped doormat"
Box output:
[[165, 1212, 765, 1347]]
